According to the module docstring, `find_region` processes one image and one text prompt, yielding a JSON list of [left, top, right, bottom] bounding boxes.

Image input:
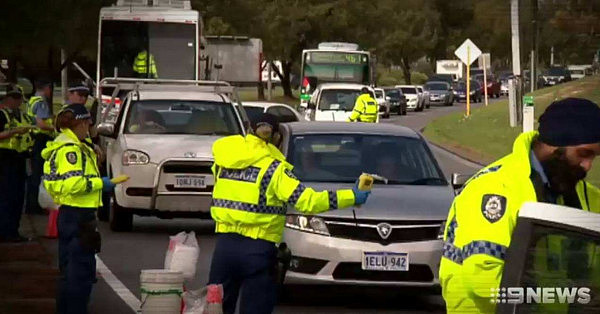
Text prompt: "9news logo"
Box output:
[[490, 287, 591, 304]]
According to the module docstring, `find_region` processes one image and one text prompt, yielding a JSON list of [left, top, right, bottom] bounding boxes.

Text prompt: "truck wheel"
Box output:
[[109, 194, 133, 232]]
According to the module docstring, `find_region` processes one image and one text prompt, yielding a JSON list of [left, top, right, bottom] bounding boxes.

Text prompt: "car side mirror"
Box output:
[[307, 101, 316, 110], [385, 96, 391, 101], [96, 123, 116, 138], [451, 173, 471, 190]]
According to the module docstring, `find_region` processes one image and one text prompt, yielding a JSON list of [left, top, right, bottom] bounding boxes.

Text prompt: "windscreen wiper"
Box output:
[[404, 177, 448, 185]]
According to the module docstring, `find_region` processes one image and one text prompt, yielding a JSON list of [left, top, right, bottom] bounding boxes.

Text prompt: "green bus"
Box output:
[[300, 43, 373, 105]]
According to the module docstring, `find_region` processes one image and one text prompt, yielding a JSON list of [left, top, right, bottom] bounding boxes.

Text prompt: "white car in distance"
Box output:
[[396, 85, 421, 112], [307, 83, 378, 122]]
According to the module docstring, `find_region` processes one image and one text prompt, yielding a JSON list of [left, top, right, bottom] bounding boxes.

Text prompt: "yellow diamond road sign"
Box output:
[[455, 39, 482, 66]]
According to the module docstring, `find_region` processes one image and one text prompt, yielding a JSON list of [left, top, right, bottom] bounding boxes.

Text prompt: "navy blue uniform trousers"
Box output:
[[57, 206, 98, 314], [0, 150, 26, 238], [209, 233, 278, 314]]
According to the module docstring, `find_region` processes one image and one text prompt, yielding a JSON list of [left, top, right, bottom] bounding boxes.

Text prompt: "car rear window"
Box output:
[[384, 89, 401, 100], [425, 83, 448, 91], [124, 100, 242, 135], [288, 134, 446, 185], [318, 89, 361, 111]]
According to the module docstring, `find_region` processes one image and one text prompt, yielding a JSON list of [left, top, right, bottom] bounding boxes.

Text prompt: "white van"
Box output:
[[306, 83, 377, 122]]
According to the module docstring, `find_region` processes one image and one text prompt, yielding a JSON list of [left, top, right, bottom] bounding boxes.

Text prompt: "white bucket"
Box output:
[[140, 269, 184, 314]]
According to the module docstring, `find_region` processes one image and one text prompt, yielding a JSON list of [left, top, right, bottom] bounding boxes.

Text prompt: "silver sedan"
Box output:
[[279, 122, 455, 289]]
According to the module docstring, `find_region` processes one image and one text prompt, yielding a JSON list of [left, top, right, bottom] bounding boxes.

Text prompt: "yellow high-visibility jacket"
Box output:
[[210, 134, 356, 243], [440, 131, 600, 313]]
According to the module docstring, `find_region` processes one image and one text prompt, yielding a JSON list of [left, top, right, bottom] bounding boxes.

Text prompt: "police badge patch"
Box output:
[[284, 169, 298, 180], [66, 152, 78, 165], [481, 194, 507, 223]]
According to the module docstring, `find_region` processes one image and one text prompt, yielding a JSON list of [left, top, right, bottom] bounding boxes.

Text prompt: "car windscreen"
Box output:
[[425, 83, 448, 91], [288, 134, 446, 185], [124, 100, 241, 135], [375, 90, 384, 98], [318, 89, 360, 111], [384, 89, 401, 100], [549, 67, 567, 76], [401, 87, 417, 94], [243, 106, 265, 125]]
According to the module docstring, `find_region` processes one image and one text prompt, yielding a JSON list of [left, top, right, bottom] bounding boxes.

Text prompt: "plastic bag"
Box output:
[[164, 231, 199, 280], [182, 284, 223, 314], [38, 183, 58, 210]]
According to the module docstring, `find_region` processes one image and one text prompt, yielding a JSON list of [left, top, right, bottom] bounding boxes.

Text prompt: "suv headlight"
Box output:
[[122, 150, 150, 165], [438, 220, 446, 239], [285, 215, 330, 236]]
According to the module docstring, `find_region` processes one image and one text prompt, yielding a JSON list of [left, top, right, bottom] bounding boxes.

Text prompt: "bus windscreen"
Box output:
[[302, 51, 370, 94]]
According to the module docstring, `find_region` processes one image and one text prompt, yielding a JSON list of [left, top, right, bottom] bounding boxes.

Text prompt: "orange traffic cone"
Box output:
[[45, 209, 59, 238]]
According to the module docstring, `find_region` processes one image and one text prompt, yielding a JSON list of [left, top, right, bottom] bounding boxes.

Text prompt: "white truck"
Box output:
[[436, 60, 463, 81]]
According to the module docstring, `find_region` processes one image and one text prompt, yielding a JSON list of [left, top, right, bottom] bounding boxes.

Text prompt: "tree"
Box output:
[[376, 1, 439, 84]]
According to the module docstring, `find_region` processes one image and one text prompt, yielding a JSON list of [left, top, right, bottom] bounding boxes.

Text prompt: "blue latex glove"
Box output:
[[102, 177, 116, 192], [352, 183, 371, 205]]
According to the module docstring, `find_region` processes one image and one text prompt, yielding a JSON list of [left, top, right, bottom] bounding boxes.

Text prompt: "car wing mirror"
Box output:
[[451, 173, 472, 191], [96, 123, 116, 138]]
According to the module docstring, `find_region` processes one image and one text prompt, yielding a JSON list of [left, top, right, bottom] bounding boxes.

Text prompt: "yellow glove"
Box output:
[[358, 173, 374, 191], [110, 175, 130, 184]]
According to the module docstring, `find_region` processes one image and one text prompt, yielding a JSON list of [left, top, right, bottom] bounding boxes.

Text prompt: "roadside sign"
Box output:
[[454, 39, 482, 66], [455, 39, 481, 117], [523, 95, 534, 106]]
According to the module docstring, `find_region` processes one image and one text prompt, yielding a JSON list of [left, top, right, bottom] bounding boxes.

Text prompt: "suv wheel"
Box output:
[[109, 194, 133, 232]]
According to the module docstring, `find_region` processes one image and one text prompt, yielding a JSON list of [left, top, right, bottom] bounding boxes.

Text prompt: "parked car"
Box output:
[[453, 80, 482, 103], [306, 83, 377, 122], [396, 85, 421, 111], [424, 81, 454, 106], [416, 86, 428, 110], [96, 82, 249, 231], [374, 88, 391, 119], [541, 66, 572, 86], [382, 87, 407, 116], [567, 65, 592, 80], [280, 122, 455, 288], [242, 101, 304, 123]]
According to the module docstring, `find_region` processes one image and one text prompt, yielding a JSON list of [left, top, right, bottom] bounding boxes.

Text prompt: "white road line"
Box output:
[[96, 256, 140, 313]]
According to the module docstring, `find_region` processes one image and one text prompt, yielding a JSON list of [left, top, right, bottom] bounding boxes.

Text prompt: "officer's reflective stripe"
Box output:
[[212, 198, 286, 215], [258, 160, 281, 204], [43, 170, 84, 181], [462, 240, 507, 261], [328, 190, 338, 209], [442, 241, 464, 264], [287, 183, 306, 205], [446, 216, 457, 243]]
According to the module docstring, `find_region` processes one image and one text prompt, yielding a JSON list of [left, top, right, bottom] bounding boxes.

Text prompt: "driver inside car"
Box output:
[[129, 110, 166, 133]]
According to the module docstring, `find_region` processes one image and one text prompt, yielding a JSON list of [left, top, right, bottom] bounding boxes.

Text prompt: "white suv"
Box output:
[[96, 80, 249, 231]]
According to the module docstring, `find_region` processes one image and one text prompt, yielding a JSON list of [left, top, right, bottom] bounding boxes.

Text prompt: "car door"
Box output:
[[497, 202, 600, 313]]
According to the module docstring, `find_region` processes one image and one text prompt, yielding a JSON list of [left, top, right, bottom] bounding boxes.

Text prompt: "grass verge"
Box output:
[[423, 76, 600, 185]]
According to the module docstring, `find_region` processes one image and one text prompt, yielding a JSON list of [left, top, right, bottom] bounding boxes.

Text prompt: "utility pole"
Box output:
[[509, 0, 522, 127], [531, 0, 538, 92], [61, 49, 68, 102], [550, 46, 555, 66]]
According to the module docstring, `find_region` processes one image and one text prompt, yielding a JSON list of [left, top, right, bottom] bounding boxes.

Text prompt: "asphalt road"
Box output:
[[80, 98, 500, 313]]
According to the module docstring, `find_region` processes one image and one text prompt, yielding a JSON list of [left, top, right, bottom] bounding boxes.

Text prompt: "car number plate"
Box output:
[[174, 175, 207, 188], [362, 252, 409, 271]]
